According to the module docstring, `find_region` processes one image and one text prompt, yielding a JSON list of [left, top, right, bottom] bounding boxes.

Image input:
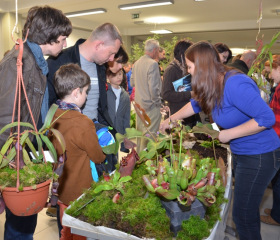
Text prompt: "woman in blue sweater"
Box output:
[[160, 41, 280, 240]]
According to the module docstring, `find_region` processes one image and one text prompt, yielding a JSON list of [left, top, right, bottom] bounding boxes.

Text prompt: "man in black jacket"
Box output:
[[47, 23, 122, 127], [228, 50, 256, 74]]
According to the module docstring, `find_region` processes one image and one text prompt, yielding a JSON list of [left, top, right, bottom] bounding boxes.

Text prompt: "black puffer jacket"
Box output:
[[0, 43, 46, 148]]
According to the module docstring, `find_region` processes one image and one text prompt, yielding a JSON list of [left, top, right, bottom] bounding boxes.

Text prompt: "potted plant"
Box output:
[[61, 117, 231, 239], [0, 103, 66, 216]]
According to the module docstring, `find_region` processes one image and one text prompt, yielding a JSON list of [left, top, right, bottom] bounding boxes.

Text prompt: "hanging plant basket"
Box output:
[[1, 179, 51, 216], [0, 39, 66, 217]]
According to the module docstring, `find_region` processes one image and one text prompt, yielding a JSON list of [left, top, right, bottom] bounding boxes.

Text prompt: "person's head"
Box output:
[[214, 42, 232, 64], [107, 45, 128, 73], [232, 54, 242, 63], [240, 50, 257, 69], [158, 47, 166, 62], [123, 62, 132, 73], [107, 68, 123, 89], [22, 6, 72, 56], [88, 23, 122, 64], [265, 55, 280, 85], [185, 41, 226, 114], [144, 39, 160, 60], [173, 39, 193, 67], [54, 64, 90, 108]]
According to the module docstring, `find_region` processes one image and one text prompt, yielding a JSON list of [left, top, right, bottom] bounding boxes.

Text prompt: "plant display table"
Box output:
[[62, 150, 232, 240]]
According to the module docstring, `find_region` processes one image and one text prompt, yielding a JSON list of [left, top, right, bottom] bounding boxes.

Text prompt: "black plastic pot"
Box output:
[[161, 198, 206, 235]]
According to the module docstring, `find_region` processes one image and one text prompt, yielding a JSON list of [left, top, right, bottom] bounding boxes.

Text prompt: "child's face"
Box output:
[[108, 70, 123, 87], [77, 85, 89, 108]]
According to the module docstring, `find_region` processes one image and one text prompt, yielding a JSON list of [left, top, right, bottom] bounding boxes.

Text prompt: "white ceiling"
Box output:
[[1, 0, 280, 53]]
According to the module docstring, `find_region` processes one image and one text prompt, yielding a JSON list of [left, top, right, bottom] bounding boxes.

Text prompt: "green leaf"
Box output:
[[93, 184, 113, 194], [145, 149, 156, 159], [20, 131, 29, 145], [22, 148, 32, 165], [25, 137, 39, 160], [0, 122, 34, 135], [40, 134, 57, 162], [125, 128, 143, 138], [139, 150, 148, 160], [35, 134, 43, 156], [119, 176, 132, 183], [192, 124, 219, 139], [156, 140, 167, 150], [0, 147, 15, 168], [102, 142, 118, 155], [115, 133, 125, 143], [0, 137, 13, 165], [113, 171, 121, 184], [39, 104, 58, 132], [49, 128, 66, 153]]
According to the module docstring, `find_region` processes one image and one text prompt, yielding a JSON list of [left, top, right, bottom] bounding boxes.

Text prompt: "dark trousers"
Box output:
[[232, 148, 280, 240], [4, 207, 37, 240], [271, 168, 280, 223]]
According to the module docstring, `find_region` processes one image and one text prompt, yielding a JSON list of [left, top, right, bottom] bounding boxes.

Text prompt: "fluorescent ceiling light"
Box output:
[[66, 8, 107, 18], [119, 0, 174, 10], [231, 48, 256, 55], [150, 29, 173, 34]]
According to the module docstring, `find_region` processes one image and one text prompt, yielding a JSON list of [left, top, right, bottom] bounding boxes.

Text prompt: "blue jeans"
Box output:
[[271, 168, 280, 223], [4, 207, 37, 240], [232, 148, 280, 240]]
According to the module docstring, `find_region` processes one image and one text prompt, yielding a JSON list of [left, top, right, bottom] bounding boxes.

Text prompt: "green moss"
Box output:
[[177, 215, 210, 240], [0, 162, 56, 189], [66, 156, 228, 240]]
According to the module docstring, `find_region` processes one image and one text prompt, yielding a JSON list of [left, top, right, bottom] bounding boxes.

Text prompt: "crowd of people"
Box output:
[[0, 4, 279, 240]]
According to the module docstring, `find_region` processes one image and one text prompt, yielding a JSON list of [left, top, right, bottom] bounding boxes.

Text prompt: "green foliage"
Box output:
[[177, 215, 210, 240], [200, 139, 221, 149], [0, 104, 66, 168], [130, 110, 136, 129], [0, 162, 57, 189], [129, 35, 185, 71], [248, 31, 280, 93], [93, 171, 132, 195], [66, 163, 173, 239]]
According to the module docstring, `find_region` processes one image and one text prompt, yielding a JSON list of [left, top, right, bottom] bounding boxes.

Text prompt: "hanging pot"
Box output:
[[1, 179, 51, 216]]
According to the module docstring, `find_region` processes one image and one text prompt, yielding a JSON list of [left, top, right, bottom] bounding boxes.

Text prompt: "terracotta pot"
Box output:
[[1, 179, 51, 216]]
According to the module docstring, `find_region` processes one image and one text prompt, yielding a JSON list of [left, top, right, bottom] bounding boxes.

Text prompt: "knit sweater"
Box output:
[[191, 72, 280, 155], [270, 84, 280, 137], [50, 109, 105, 205]]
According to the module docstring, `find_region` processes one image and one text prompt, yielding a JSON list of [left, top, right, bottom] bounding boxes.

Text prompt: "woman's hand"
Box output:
[[159, 118, 170, 133], [218, 130, 231, 143]]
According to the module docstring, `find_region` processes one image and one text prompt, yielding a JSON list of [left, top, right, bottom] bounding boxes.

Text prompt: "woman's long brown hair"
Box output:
[[185, 41, 229, 115]]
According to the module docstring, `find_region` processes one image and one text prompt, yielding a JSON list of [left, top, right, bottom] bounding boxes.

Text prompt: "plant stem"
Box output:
[[179, 130, 183, 169], [169, 133, 173, 167], [212, 139, 217, 166]]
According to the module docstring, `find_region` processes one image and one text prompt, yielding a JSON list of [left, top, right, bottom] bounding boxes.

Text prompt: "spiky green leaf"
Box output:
[[0, 122, 34, 135], [39, 104, 58, 132], [49, 128, 66, 153], [40, 134, 57, 162]]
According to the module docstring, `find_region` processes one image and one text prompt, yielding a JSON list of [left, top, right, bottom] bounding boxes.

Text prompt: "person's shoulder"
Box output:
[[121, 87, 130, 97]]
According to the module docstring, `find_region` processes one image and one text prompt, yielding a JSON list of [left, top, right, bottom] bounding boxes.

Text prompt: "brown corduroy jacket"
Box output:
[[50, 109, 105, 205]]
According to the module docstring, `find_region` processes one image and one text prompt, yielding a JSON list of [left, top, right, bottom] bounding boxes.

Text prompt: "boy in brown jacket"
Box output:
[[50, 63, 105, 240]]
